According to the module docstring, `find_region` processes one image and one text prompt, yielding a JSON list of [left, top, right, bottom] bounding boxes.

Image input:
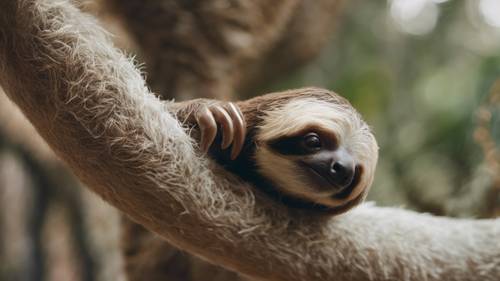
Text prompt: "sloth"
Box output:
[[172, 87, 378, 214]]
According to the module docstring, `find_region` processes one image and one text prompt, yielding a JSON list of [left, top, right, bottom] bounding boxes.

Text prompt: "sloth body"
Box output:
[[173, 88, 378, 214]]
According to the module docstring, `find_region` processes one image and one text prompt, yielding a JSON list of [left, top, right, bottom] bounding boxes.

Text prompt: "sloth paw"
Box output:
[[194, 102, 246, 160]]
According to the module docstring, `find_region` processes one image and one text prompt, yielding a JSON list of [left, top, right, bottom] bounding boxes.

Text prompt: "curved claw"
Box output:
[[195, 106, 217, 153], [190, 101, 246, 159], [210, 105, 234, 149], [224, 102, 246, 160]]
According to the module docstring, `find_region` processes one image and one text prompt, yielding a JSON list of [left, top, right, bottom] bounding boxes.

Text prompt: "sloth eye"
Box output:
[[303, 133, 322, 151]]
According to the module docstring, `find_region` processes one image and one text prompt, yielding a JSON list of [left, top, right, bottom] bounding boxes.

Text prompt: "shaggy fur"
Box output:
[[0, 90, 56, 162], [172, 89, 377, 211], [100, 0, 345, 100], [251, 92, 377, 207], [0, 1, 499, 281], [101, 0, 300, 100], [98, 1, 345, 279]]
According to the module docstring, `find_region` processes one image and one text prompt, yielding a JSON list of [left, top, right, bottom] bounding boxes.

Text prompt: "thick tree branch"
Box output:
[[0, 1, 498, 281]]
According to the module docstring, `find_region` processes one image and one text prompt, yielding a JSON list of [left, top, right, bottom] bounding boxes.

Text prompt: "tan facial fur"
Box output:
[[255, 96, 378, 208]]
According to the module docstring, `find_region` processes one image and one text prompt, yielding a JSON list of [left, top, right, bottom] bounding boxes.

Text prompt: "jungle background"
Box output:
[[0, 0, 499, 280]]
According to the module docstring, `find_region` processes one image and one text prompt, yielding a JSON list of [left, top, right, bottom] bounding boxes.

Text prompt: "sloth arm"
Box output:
[[1, 2, 499, 281]]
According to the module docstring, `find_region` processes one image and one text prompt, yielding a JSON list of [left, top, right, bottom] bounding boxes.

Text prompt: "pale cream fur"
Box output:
[[256, 99, 378, 206], [0, 1, 498, 281]]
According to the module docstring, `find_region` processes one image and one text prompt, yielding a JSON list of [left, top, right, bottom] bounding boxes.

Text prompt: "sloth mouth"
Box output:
[[300, 162, 362, 199]]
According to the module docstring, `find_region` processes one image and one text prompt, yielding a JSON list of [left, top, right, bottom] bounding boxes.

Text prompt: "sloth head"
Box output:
[[253, 88, 378, 210]]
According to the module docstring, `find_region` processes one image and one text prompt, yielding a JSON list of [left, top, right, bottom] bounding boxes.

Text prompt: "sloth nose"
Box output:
[[330, 151, 355, 189], [330, 161, 355, 188]]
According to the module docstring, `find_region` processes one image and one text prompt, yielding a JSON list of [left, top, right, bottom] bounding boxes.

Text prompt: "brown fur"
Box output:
[[173, 88, 377, 213], [0, 1, 499, 281], [100, 0, 300, 100], [94, 1, 345, 279], [99, 0, 344, 100], [0, 91, 56, 163], [3, 0, 347, 279]]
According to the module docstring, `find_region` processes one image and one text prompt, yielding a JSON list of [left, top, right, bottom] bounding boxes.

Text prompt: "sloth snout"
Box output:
[[301, 147, 357, 193], [330, 160, 355, 189], [328, 146, 355, 190]]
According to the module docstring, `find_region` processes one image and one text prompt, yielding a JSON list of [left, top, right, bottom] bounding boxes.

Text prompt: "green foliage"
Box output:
[[267, 0, 500, 217]]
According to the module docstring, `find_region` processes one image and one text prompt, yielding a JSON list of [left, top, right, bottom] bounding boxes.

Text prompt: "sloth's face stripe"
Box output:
[[267, 125, 340, 156], [197, 88, 378, 213], [248, 91, 378, 210]]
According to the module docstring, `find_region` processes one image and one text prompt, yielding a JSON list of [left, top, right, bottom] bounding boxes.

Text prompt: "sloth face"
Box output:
[[268, 128, 361, 199], [255, 94, 378, 208]]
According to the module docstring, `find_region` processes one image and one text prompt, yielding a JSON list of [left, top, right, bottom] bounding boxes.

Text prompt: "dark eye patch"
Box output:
[[268, 135, 313, 156], [266, 126, 338, 156]]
